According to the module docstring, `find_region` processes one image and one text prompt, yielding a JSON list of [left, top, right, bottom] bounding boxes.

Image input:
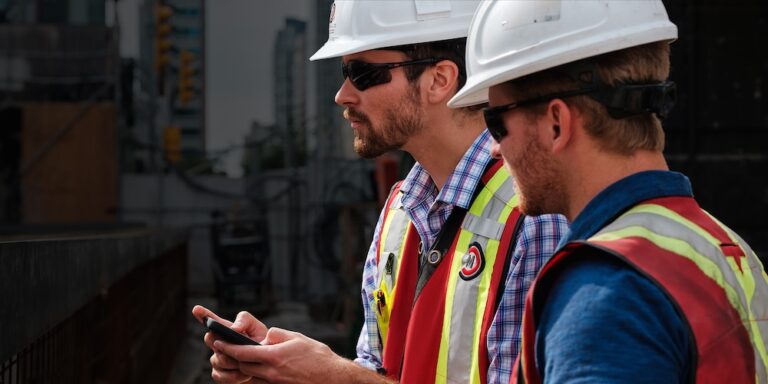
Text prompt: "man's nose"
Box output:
[[335, 78, 359, 107], [490, 139, 502, 159]]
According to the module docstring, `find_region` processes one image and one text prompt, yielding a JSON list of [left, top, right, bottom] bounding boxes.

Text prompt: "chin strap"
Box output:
[[563, 61, 677, 120]]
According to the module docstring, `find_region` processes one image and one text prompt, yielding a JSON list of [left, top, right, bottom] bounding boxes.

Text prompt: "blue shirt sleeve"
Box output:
[[536, 252, 692, 384]]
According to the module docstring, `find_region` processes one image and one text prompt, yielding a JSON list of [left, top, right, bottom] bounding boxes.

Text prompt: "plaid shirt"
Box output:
[[354, 130, 568, 383]]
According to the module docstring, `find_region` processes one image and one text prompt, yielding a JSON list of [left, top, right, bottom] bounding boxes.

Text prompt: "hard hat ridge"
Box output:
[[449, 0, 678, 108], [310, 0, 482, 61]]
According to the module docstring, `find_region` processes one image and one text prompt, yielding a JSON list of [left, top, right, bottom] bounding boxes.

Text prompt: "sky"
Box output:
[[112, 0, 314, 176]]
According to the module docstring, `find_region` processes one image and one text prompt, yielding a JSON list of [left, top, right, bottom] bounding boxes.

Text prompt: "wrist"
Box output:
[[332, 357, 394, 384]]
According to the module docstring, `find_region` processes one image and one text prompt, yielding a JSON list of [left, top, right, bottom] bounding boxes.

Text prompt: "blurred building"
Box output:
[[274, 17, 307, 167], [167, 0, 206, 166], [0, 0, 118, 225], [312, 0, 350, 160], [0, 0, 105, 24], [1, 3, 187, 382], [124, 0, 205, 173]]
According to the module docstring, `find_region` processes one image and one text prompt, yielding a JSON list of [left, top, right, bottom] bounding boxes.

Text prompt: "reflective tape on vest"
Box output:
[[376, 163, 521, 383], [516, 196, 768, 384], [590, 200, 768, 383], [438, 164, 520, 384]]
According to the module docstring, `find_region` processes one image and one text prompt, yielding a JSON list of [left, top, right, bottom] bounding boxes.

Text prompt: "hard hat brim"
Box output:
[[450, 33, 678, 108], [310, 40, 369, 61]]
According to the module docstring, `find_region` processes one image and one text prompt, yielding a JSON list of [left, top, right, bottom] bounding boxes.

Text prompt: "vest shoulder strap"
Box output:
[[480, 159, 518, 209], [377, 180, 405, 265]]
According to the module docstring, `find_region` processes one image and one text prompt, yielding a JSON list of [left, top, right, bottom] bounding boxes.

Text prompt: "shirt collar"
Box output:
[[399, 130, 494, 210], [559, 170, 693, 248]]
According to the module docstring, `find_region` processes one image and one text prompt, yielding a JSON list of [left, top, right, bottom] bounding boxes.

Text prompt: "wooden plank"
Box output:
[[21, 102, 118, 223]]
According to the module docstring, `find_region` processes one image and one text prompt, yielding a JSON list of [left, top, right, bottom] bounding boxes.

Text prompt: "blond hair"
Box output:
[[504, 42, 671, 155]]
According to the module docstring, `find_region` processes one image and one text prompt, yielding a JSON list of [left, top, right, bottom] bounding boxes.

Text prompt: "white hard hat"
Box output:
[[310, 0, 481, 61], [449, 0, 678, 108]]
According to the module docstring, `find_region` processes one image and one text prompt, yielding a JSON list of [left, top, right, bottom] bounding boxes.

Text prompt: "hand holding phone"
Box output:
[[204, 316, 261, 346]]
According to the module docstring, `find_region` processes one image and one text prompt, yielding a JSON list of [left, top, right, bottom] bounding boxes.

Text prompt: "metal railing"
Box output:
[[0, 229, 187, 384]]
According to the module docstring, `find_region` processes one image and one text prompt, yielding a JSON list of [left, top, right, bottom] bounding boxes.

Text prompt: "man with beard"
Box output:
[[450, 1, 768, 383], [193, 1, 567, 383]]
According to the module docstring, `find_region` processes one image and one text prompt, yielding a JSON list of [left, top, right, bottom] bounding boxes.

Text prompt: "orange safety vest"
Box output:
[[373, 160, 525, 384], [514, 196, 768, 384]]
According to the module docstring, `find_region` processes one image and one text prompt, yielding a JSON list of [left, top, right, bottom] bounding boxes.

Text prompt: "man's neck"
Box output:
[[404, 111, 485, 190], [565, 149, 669, 221]]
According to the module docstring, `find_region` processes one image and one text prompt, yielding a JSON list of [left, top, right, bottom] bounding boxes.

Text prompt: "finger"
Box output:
[[211, 367, 251, 384], [205, 331, 216, 350], [232, 311, 268, 341], [261, 327, 294, 345], [211, 351, 240, 370], [192, 305, 232, 326], [237, 362, 279, 383]]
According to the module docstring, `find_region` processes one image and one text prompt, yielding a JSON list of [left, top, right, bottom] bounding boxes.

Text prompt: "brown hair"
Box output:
[[388, 38, 483, 113], [389, 38, 468, 89], [503, 41, 671, 155]]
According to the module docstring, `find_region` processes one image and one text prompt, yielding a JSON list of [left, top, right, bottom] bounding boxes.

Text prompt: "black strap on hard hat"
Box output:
[[561, 60, 677, 120]]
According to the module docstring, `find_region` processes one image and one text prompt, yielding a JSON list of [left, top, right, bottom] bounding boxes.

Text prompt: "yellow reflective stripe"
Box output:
[[591, 226, 748, 322], [469, 237, 500, 384], [374, 287, 391, 344], [375, 208, 397, 344], [630, 205, 759, 294], [629, 205, 754, 299], [739, 261, 768, 375], [469, 187, 493, 217], [486, 165, 509, 195], [439, 171, 516, 383], [436, 229, 475, 384], [630, 204, 721, 248], [623, 205, 757, 322], [428, 166, 517, 382], [376, 208, 411, 350], [378, 207, 398, 265], [705, 214, 768, 373], [627, 204, 768, 357], [469, 168, 508, 217], [497, 194, 519, 223]]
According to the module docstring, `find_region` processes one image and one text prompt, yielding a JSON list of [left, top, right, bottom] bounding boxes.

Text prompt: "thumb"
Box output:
[[232, 311, 268, 341], [262, 327, 295, 345]]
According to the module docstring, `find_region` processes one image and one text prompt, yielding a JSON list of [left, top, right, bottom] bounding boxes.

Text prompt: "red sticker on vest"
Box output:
[[459, 243, 485, 281]]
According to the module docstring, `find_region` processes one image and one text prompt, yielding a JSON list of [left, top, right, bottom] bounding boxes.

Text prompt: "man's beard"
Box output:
[[509, 130, 566, 217], [345, 89, 423, 159]]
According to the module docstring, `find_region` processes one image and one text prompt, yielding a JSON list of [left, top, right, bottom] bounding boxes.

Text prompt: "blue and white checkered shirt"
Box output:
[[354, 130, 569, 383]]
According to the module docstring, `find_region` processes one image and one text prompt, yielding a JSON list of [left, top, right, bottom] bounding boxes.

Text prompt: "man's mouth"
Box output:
[[344, 109, 368, 129]]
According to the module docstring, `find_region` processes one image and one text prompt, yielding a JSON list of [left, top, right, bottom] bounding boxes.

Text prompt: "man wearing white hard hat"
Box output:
[[193, 1, 567, 383], [450, 1, 768, 383]]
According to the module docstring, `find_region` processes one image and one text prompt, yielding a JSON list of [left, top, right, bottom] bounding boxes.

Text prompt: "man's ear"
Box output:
[[425, 59, 459, 104], [547, 99, 574, 154]]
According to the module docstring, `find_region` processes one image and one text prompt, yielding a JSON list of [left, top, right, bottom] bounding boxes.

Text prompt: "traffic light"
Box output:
[[154, 4, 174, 75], [163, 125, 181, 164], [178, 49, 196, 105]]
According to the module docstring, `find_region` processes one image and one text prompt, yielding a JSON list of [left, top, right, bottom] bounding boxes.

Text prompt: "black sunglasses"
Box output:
[[483, 88, 595, 142], [341, 58, 441, 91]]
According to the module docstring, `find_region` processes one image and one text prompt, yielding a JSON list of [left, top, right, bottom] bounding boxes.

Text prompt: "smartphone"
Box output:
[[204, 317, 261, 346]]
